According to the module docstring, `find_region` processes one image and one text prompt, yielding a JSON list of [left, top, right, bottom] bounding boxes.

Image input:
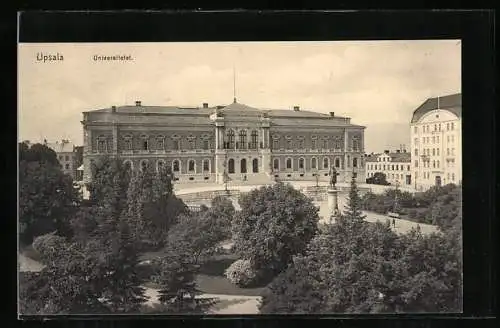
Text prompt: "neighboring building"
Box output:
[[410, 93, 462, 191], [365, 150, 412, 185], [74, 146, 84, 181], [46, 139, 78, 180], [81, 99, 366, 185]]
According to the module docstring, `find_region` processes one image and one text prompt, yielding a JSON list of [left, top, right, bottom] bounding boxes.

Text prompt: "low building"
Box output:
[[365, 150, 412, 186], [46, 139, 78, 180]]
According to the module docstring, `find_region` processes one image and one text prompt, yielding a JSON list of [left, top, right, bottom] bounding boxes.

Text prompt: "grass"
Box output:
[[196, 274, 266, 296], [20, 244, 42, 262]]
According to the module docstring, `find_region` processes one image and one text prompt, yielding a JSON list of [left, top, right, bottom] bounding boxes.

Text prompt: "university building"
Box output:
[[365, 150, 412, 186], [81, 99, 366, 185], [410, 93, 462, 191]]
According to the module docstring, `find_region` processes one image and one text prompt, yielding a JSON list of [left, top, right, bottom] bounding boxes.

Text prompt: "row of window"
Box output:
[[415, 134, 455, 145], [421, 172, 456, 181], [272, 156, 361, 171], [414, 122, 455, 134], [367, 164, 411, 171], [415, 158, 456, 169], [367, 172, 406, 180], [124, 158, 212, 174], [58, 155, 71, 161], [415, 147, 455, 157]]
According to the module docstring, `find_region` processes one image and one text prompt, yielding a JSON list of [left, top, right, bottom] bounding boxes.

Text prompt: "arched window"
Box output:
[[97, 135, 107, 152], [323, 157, 329, 169], [172, 159, 180, 173], [157, 160, 165, 172], [141, 135, 149, 151], [203, 159, 210, 172], [123, 135, 132, 150], [227, 129, 235, 149], [347, 155, 351, 168], [140, 160, 149, 172], [286, 158, 292, 169], [252, 158, 259, 173], [311, 157, 317, 169], [228, 158, 235, 173], [273, 158, 280, 171], [353, 157, 358, 168], [123, 160, 133, 171], [335, 158, 340, 168], [188, 159, 196, 172], [250, 130, 258, 149], [240, 158, 247, 173], [436, 160, 440, 168], [298, 158, 305, 170], [156, 136, 165, 150], [334, 137, 341, 149], [238, 130, 247, 149]]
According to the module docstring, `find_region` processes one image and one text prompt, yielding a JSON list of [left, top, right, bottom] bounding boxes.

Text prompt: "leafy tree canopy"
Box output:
[[232, 182, 319, 280]]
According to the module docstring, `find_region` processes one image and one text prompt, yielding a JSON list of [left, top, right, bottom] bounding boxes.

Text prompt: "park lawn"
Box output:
[[196, 253, 267, 296]]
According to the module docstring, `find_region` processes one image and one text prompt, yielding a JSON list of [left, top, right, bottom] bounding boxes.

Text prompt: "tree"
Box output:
[[259, 178, 462, 314], [19, 142, 59, 166], [152, 230, 216, 313], [125, 163, 187, 250], [367, 172, 390, 185], [207, 195, 235, 240], [19, 153, 80, 245], [232, 182, 319, 282]]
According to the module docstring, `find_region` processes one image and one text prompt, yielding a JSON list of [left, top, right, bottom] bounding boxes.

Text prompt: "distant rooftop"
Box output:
[[45, 140, 75, 153], [411, 93, 461, 123]]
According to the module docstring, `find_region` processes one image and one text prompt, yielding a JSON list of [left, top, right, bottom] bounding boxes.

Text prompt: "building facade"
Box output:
[[46, 139, 79, 180], [410, 93, 462, 191], [365, 150, 412, 185], [81, 100, 366, 185]]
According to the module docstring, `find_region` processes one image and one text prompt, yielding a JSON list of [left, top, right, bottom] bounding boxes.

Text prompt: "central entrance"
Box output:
[[435, 175, 442, 187], [240, 158, 247, 173], [252, 158, 259, 173]]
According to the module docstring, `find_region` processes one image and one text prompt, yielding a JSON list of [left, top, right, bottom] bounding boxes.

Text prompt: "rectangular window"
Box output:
[[143, 140, 148, 151], [451, 123, 454, 130], [203, 160, 210, 172], [407, 165, 410, 171], [273, 140, 279, 150], [414, 126, 418, 133], [432, 149, 435, 156], [173, 140, 180, 150], [203, 140, 209, 150], [414, 160, 418, 168], [157, 139, 164, 150], [437, 148, 440, 156], [451, 148, 455, 156]]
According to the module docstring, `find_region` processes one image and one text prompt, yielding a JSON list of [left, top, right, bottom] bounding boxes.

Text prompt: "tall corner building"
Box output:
[[81, 99, 366, 185], [410, 93, 462, 191]]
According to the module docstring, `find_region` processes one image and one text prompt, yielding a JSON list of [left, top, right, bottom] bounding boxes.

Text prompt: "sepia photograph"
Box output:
[[18, 40, 462, 315]]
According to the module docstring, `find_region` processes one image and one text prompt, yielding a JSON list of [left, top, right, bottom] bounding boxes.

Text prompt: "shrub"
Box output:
[[31, 232, 67, 263], [224, 259, 258, 287]]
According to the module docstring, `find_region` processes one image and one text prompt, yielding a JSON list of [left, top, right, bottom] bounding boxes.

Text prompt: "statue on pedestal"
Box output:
[[329, 165, 339, 189]]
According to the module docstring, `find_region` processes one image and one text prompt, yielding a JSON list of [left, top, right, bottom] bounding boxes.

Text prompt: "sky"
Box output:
[[18, 40, 461, 152]]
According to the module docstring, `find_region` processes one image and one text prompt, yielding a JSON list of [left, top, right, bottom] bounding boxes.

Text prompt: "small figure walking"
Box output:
[[392, 218, 396, 228], [243, 174, 247, 182]]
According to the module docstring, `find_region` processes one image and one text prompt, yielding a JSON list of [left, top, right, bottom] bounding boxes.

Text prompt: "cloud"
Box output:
[[18, 41, 460, 152]]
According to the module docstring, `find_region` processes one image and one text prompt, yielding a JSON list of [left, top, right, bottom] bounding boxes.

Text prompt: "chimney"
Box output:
[[396, 149, 400, 153], [384, 150, 389, 154], [329, 112, 335, 117], [135, 101, 142, 106], [111, 105, 116, 113], [203, 103, 209, 108], [293, 106, 300, 111]]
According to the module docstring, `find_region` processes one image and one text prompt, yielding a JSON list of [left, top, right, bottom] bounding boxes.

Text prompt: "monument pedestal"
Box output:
[[327, 187, 340, 224]]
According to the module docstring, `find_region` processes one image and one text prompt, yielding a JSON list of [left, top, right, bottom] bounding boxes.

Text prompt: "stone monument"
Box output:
[[327, 165, 340, 223]]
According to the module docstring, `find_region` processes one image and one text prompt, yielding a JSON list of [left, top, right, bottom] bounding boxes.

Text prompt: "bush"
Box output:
[[224, 259, 258, 287], [32, 232, 67, 263]]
